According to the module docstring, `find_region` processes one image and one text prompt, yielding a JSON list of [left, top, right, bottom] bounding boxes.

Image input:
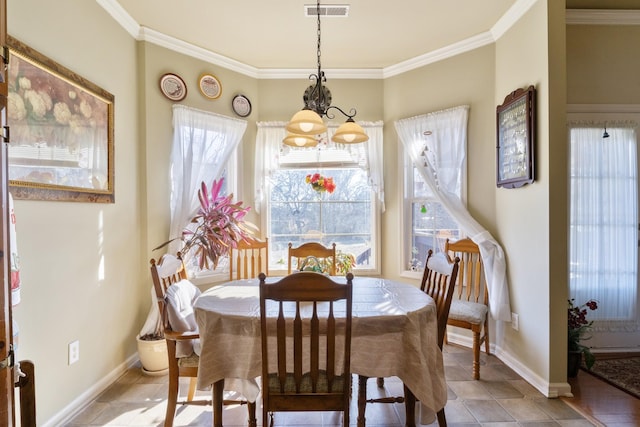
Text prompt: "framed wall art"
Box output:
[[6, 36, 115, 203], [496, 85, 536, 189]]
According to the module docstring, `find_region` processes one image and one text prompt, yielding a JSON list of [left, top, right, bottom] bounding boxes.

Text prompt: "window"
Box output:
[[266, 145, 378, 274], [404, 159, 460, 273], [168, 105, 246, 281], [569, 123, 638, 326]]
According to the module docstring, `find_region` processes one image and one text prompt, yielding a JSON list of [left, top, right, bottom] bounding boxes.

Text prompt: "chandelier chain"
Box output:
[[316, 0, 322, 76]]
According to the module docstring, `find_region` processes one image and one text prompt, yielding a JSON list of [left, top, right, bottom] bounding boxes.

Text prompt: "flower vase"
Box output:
[[567, 350, 582, 378]]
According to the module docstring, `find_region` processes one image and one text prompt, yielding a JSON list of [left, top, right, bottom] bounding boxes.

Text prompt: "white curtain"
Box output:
[[168, 105, 247, 254], [569, 123, 638, 331], [395, 105, 512, 321], [254, 121, 385, 213]]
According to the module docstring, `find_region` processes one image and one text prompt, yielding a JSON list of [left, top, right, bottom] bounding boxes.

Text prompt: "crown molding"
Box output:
[[491, 0, 538, 40], [96, 0, 139, 37], [140, 27, 260, 78], [97, 0, 529, 79], [566, 9, 640, 25], [382, 32, 495, 78]]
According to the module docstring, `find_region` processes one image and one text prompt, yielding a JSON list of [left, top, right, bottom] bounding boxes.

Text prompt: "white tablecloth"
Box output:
[[194, 276, 447, 418]]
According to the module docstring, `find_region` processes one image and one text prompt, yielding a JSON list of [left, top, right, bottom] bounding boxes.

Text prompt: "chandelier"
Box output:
[[284, 0, 369, 147]]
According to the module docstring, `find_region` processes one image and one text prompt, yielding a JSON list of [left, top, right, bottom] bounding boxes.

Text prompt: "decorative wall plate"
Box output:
[[232, 94, 251, 117], [199, 73, 222, 99], [159, 73, 187, 101]]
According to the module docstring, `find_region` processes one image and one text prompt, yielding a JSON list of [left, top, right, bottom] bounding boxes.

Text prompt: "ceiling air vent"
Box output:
[[304, 4, 350, 17]]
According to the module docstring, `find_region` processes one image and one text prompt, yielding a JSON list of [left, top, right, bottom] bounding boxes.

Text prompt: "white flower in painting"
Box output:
[[7, 92, 26, 121], [79, 100, 92, 119], [39, 91, 53, 112], [23, 90, 48, 119], [18, 77, 31, 90], [68, 90, 77, 100], [53, 102, 72, 125], [68, 115, 85, 135]]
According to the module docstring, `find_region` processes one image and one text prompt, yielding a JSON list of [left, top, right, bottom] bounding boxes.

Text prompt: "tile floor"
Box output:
[[65, 344, 599, 426]]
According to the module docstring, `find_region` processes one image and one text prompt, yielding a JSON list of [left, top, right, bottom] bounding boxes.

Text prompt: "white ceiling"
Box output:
[[104, 0, 521, 72]]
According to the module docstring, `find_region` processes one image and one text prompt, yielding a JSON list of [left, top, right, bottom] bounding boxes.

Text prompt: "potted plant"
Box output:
[[155, 178, 256, 267], [298, 251, 356, 275], [334, 251, 356, 275], [138, 178, 255, 373], [567, 298, 598, 377]]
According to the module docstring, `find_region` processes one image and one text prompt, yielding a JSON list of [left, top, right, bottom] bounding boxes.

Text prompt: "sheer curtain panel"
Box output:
[[168, 105, 247, 255], [569, 123, 638, 331], [395, 105, 512, 322]]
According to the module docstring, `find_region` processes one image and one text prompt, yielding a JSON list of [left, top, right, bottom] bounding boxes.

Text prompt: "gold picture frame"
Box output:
[[6, 36, 115, 202]]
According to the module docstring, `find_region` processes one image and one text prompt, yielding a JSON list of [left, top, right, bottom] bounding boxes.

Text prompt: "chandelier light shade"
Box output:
[[286, 109, 327, 135], [284, 0, 368, 145], [283, 132, 319, 148], [332, 119, 369, 144]]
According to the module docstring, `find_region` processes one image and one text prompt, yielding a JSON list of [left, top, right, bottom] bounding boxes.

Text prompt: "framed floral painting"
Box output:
[[6, 36, 115, 203]]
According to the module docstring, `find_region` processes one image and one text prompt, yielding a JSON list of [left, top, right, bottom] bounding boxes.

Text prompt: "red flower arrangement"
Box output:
[[568, 298, 598, 369], [305, 173, 336, 194]]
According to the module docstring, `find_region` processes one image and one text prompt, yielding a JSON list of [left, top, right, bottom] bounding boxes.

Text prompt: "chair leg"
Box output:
[[165, 369, 179, 427], [357, 375, 368, 427], [213, 380, 224, 427], [376, 377, 385, 387], [343, 400, 349, 427], [247, 401, 257, 427], [436, 408, 447, 426], [187, 377, 197, 401], [472, 331, 481, 380], [403, 384, 416, 427], [483, 320, 490, 355]]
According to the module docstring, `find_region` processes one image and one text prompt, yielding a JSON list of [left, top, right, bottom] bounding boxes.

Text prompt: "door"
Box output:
[[568, 111, 640, 350], [0, 0, 16, 424]]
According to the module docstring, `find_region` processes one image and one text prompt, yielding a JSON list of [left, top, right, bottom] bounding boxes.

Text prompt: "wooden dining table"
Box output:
[[193, 275, 447, 427]]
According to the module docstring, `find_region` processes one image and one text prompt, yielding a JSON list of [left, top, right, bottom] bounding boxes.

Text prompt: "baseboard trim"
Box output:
[[41, 354, 140, 427], [446, 331, 572, 398]]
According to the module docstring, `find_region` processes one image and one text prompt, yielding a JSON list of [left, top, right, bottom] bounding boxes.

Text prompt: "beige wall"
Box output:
[[567, 24, 640, 104], [8, 0, 142, 423], [494, 0, 569, 393], [495, 0, 552, 385]]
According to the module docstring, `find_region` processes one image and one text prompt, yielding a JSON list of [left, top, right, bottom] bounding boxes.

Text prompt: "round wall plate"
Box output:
[[232, 94, 252, 117], [159, 73, 187, 101], [199, 73, 222, 99]]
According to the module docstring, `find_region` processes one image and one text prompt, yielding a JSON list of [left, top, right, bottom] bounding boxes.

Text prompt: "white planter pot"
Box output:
[[136, 335, 169, 375]]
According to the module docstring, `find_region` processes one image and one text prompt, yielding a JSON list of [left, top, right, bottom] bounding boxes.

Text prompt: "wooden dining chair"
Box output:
[[150, 253, 256, 427], [259, 271, 353, 427], [444, 237, 490, 380], [229, 237, 269, 280], [287, 242, 336, 275], [357, 250, 459, 427]]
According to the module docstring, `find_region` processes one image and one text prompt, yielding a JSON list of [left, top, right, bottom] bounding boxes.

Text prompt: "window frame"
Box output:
[[400, 145, 465, 279], [262, 158, 380, 276]]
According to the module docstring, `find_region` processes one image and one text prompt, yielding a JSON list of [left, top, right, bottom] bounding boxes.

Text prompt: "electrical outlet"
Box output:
[[511, 312, 519, 331], [68, 340, 80, 365]]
